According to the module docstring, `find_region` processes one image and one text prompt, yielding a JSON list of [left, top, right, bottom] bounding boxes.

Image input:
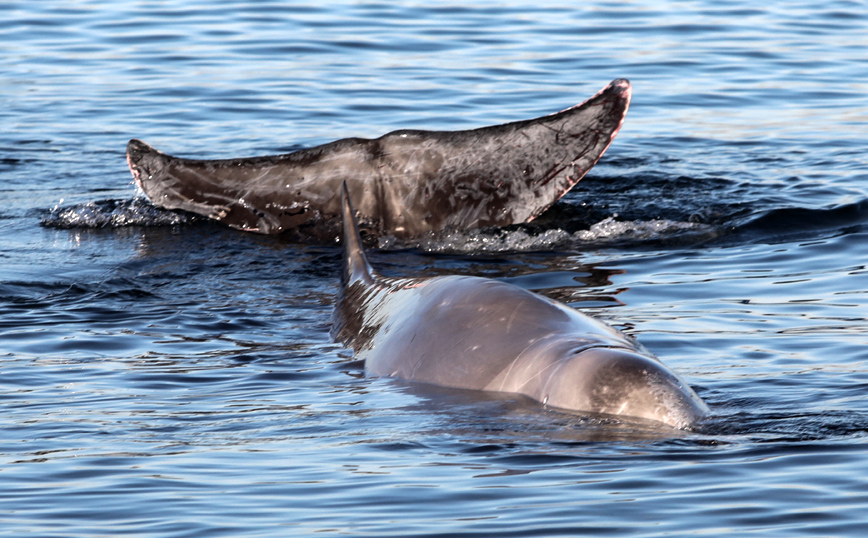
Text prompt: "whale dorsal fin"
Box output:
[[340, 182, 375, 286]]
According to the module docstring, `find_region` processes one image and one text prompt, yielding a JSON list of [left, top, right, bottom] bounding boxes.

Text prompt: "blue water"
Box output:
[[3, 1, 868, 536]]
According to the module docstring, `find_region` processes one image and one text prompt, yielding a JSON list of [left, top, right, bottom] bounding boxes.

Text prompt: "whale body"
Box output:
[[127, 79, 631, 239], [331, 183, 708, 429]]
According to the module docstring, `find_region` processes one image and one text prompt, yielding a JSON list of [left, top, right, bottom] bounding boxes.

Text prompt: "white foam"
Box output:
[[41, 198, 195, 229], [379, 217, 715, 253]]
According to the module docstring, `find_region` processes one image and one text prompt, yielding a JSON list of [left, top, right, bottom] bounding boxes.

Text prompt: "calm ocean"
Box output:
[[2, 1, 867, 536]]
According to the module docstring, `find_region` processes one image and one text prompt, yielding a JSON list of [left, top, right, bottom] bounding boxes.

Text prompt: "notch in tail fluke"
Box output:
[[340, 182, 375, 286]]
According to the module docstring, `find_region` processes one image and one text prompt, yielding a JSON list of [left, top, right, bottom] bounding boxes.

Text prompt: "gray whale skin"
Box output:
[[332, 183, 709, 429], [127, 79, 631, 238]]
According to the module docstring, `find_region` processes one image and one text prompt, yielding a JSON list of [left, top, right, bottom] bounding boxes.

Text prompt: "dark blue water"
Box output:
[[3, 1, 868, 536]]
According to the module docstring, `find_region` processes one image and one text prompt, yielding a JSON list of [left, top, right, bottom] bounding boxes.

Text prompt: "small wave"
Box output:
[[379, 217, 718, 253], [733, 200, 868, 241], [40, 198, 198, 229]]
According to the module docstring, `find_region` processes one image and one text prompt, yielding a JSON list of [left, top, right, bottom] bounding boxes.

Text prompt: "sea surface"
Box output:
[[3, 1, 868, 536]]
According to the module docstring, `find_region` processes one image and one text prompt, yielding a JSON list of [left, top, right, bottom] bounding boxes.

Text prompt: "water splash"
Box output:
[[379, 216, 717, 253], [40, 198, 198, 229]]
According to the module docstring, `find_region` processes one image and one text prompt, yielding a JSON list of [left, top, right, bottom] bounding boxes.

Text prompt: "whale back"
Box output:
[[332, 185, 708, 430]]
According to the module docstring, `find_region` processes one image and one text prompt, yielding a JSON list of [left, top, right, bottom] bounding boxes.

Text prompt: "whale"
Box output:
[[127, 79, 631, 239], [332, 182, 709, 429]]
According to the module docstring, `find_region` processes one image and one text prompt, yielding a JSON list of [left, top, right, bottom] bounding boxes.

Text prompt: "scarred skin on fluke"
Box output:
[[332, 182, 709, 429], [127, 79, 631, 238]]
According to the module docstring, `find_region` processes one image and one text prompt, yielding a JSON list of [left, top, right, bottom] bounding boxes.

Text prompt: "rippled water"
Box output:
[[3, 1, 868, 536]]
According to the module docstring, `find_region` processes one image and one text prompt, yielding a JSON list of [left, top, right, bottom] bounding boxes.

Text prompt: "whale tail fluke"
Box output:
[[126, 80, 631, 237], [340, 181, 375, 287]]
